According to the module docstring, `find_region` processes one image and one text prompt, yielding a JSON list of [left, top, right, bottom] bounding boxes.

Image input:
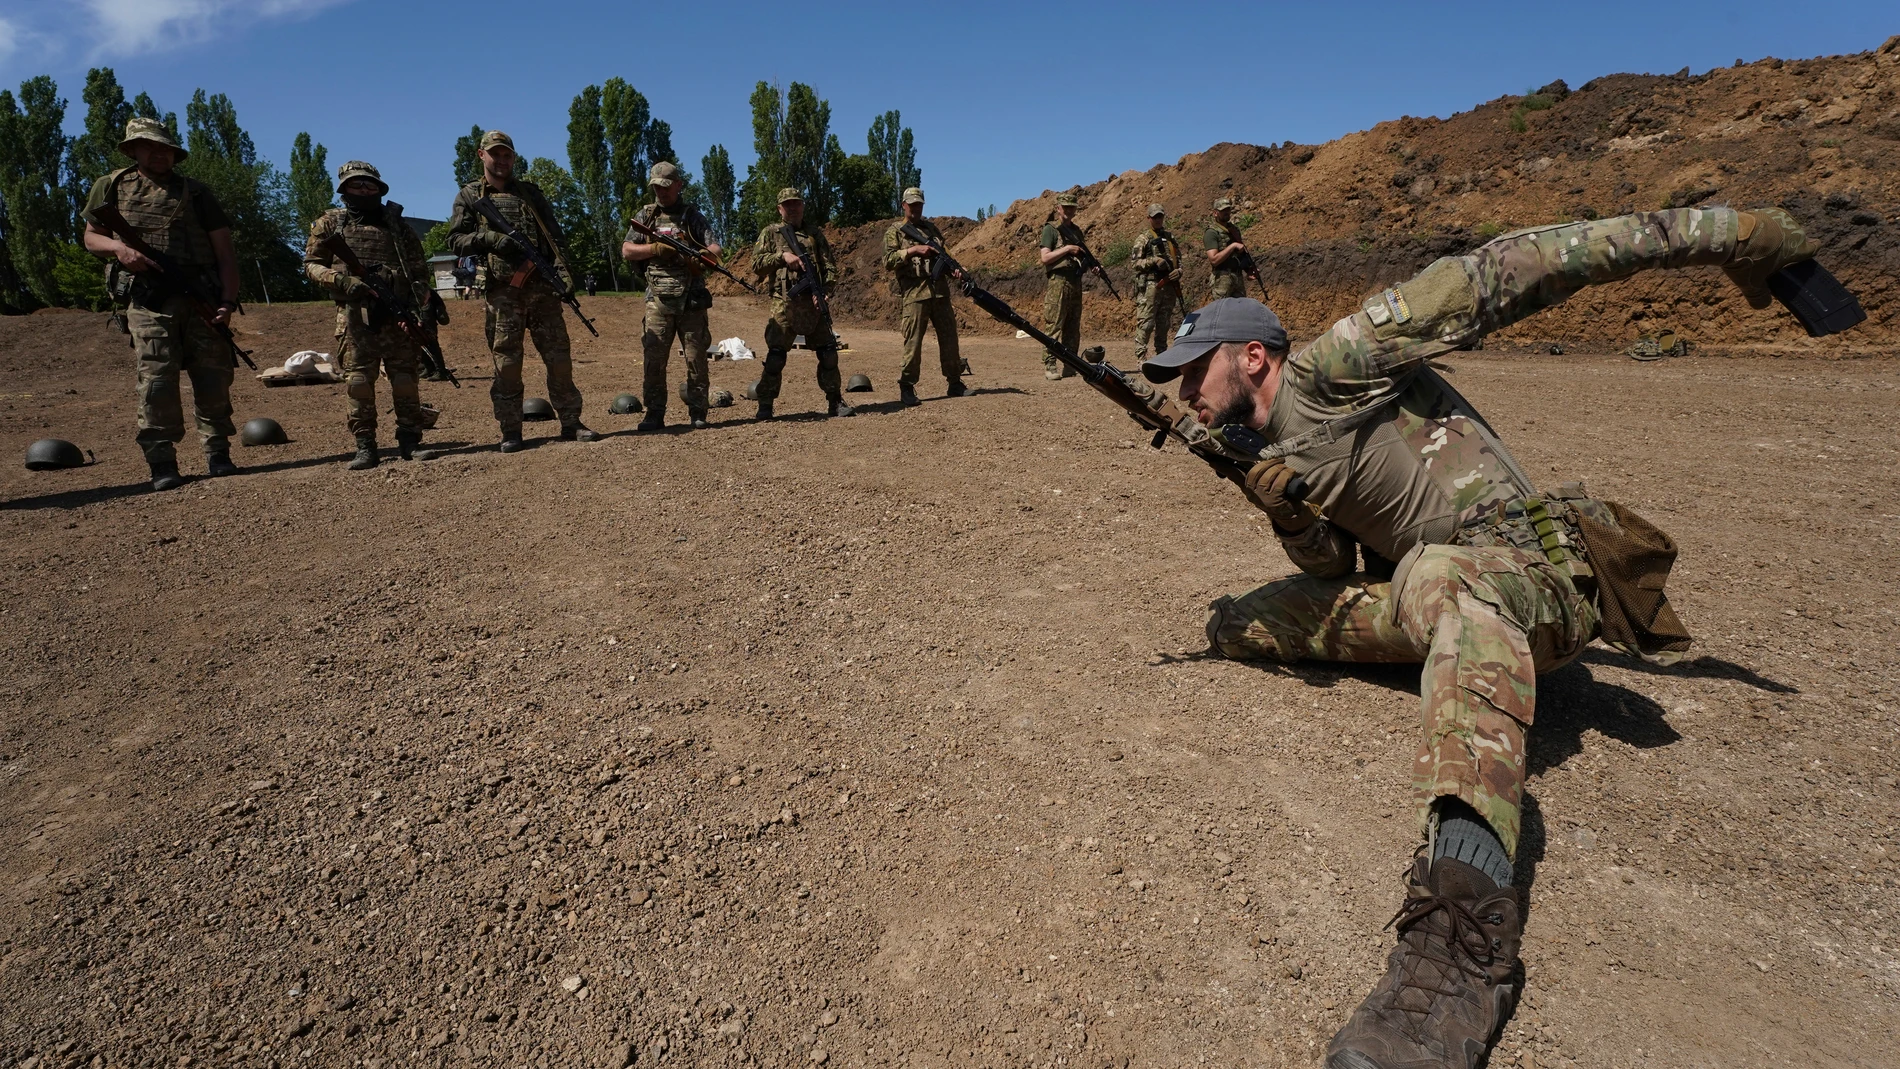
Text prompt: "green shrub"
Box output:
[[1476, 221, 1506, 239], [1235, 212, 1259, 231]]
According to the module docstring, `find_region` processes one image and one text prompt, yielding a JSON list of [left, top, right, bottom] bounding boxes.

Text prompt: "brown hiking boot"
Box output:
[[1325, 855, 1523, 1069]]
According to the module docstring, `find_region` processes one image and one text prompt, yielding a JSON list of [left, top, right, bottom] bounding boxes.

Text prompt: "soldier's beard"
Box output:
[[1204, 350, 1258, 430]]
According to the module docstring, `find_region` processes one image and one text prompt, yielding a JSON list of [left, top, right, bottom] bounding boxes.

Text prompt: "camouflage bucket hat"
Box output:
[[1056, 192, 1079, 207], [777, 187, 804, 204], [479, 130, 514, 152], [1148, 202, 1167, 217], [1213, 196, 1237, 211], [649, 161, 682, 187], [902, 187, 926, 205], [118, 117, 187, 161], [336, 160, 389, 196]]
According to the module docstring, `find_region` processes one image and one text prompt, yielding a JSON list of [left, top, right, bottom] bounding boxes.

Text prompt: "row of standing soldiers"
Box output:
[[79, 119, 1267, 486]]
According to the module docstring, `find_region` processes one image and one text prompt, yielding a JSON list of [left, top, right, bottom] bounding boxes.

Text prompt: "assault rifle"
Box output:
[[88, 204, 256, 370], [1215, 219, 1271, 303], [779, 225, 829, 316], [624, 214, 759, 294], [1069, 232, 1123, 301], [952, 275, 1264, 485], [470, 197, 599, 336], [897, 222, 964, 282], [316, 233, 460, 387]]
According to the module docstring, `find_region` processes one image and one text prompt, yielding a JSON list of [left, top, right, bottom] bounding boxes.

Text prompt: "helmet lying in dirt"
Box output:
[[846, 373, 873, 393], [1627, 331, 1691, 361], [417, 403, 440, 430], [24, 438, 87, 470], [710, 388, 734, 408], [743, 381, 760, 401], [609, 393, 643, 414], [522, 397, 556, 421], [239, 417, 289, 446]]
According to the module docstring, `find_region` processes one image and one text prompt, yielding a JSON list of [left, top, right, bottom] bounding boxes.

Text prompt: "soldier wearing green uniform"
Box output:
[[80, 118, 243, 492], [750, 188, 851, 420], [623, 160, 720, 430], [1203, 195, 1255, 300], [303, 161, 432, 469], [1138, 206, 1819, 1069], [883, 187, 971, 407], [446, 130, 596, 453], [1129, 203, 1184, 362], [1037, 192, 1087, 380]]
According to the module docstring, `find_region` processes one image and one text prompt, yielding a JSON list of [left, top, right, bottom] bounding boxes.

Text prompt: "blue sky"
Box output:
[[2, 0, 1893, 220]]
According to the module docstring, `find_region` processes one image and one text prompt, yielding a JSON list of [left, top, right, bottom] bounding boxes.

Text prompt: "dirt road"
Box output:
[[2, 296, 1895, 1068]]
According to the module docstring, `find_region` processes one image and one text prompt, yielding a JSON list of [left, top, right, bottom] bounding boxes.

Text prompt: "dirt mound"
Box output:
[[818, 39, 1900, 356]]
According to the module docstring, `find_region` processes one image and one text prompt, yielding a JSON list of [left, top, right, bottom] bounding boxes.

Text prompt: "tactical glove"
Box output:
[[337, 274, 373, 301], [479, 231, 522, 257], [1243, 457, 1316, 533], [1725, 208, 1818, 309]]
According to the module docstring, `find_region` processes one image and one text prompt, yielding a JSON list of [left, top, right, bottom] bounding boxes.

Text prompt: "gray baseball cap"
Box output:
[[1140, 298, 1288, 383]]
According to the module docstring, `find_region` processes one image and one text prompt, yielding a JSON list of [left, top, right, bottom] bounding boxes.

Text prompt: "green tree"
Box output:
[[600, 77, 650, 222], [699, 144, 737, 246], [287, 132, 332, 234], [524, 156, 602, 287], [783, 83, 834, 222], [420, 220, 452, 258], [0, 76, 73, 307], [67, 68, 134, 230], [453, 123, 483, 187], [566, 85, 618, 288], [833, 153, 895, 227], [51, 241, 110, 310], [737, 81, 789, 238], [177, 89, 305, 303], [867, 110, 920, 214]]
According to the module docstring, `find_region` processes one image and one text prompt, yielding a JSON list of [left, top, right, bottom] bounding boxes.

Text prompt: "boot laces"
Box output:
[[1380, 888, 1502, 1017]]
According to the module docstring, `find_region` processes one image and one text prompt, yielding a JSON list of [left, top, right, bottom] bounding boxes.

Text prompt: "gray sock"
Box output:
[[1432, 799, 1513, 888]]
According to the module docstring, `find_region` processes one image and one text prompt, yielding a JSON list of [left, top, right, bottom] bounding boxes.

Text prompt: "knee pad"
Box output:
[[345, 373, 376, 402], [1205, 596, 1293, 662]]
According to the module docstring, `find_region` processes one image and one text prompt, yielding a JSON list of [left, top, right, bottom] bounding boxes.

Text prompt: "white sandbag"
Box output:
[[714, 337, 755, 361]]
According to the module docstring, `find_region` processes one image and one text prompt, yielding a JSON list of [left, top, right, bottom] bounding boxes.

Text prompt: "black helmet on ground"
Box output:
[[239, 417, 289, 446], [845, 373, 873, 393], [522, 397, 555, 421], [24, 439, 88, 470], [609, 393, 643, 414]]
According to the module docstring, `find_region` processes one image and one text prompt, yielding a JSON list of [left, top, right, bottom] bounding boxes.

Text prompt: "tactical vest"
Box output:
[[767, 225, 825, 298], [1134, 230, 1176, 281], [637, 202, 710, 298], [468, 180, 551, 283], [1044, 220, 1084, 277], [105, 167, 217, 267], [1207, 221, 1246, 280]]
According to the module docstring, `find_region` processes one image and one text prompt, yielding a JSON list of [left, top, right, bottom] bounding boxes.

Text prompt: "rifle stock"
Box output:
[[470, 197, 600, 336], [90, 204, 256, 370]]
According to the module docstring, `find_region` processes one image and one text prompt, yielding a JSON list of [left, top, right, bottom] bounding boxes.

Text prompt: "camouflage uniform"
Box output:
[[1204, 211, 1248, 299], [1039, 214, 1086, 376], [446, 167, 583, 436], [883, 215, 962, 386], [1129, 215, 1183, 361], [1204, 208, 1745, 856], [751, 218, 842, 404], [629, 199, 716, 420], [82, 163, 237, 467], [303, 197, 431, 440]]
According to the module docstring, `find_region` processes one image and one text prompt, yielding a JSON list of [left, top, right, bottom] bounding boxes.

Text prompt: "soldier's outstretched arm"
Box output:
[[1308, 207, 1817, 383]]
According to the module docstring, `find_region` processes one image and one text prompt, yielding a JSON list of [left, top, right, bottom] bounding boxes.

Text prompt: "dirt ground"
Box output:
[[1, 292, 1896, 1069]]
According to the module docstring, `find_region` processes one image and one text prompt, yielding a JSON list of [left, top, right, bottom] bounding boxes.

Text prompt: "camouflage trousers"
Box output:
[[486, 282, 579, 432], [759, 299, 841, 402], [642, 295, 710, 415], [1210, 271, 1246, 300], [1205, 545, 1599, 856], [1042, 273, 1081, 374], [899, 296, 961, 386], [1133, 280, 1181, 361], [338, 321, 423, 437], [126, 295, 235, 464]]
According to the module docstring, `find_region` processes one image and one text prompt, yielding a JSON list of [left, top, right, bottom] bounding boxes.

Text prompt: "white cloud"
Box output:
[[79, 0, 356, 59], [0, 16, 28, 67]]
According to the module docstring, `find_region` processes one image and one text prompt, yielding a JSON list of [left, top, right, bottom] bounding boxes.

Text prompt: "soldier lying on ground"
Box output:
[[1135, 206, 1819, 1069]]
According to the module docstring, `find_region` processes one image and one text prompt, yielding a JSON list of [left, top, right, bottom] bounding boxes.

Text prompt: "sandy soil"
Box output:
[[1, 295, 1896, 1069]]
